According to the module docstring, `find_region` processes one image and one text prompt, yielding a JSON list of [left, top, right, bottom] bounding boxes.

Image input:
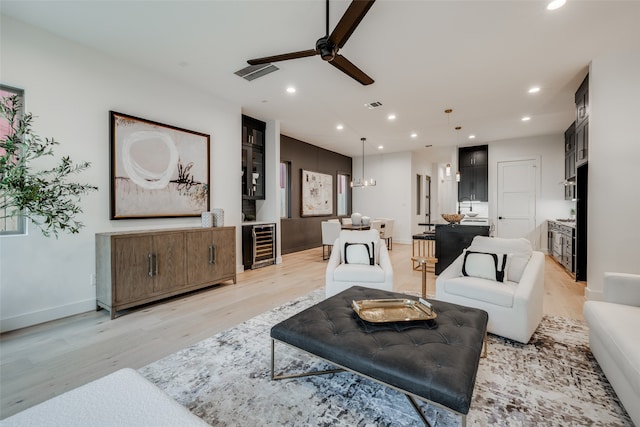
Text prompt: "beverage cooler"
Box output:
[[242, 223, 276, 270]]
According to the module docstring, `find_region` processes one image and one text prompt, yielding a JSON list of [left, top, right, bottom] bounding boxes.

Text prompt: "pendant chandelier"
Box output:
[[351, 137, 376, 188]]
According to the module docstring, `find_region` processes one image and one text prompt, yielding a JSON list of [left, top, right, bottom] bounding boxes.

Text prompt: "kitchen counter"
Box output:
[[435, 224, 490, 274], [548, 219, 575, 275]]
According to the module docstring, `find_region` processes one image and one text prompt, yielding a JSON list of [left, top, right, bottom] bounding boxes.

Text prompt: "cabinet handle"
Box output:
[[208, 245, 214, 264], [212, 245, 217, 264], [154, 253, 159, 276], [148, 253, 153, 277]]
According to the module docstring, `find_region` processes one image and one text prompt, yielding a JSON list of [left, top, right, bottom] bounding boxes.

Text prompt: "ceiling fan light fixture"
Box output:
[[316, 37, 336, 61]]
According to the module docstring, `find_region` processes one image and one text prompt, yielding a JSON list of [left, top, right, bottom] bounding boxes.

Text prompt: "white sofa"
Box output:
[[583, 272, 640, 425], [1, 368, 207, 426], [325, 229, 394, 298], [435, 236, 544, 344]]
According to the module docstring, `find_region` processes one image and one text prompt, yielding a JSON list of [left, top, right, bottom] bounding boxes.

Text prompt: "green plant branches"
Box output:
[[1, 95, 97, 237]]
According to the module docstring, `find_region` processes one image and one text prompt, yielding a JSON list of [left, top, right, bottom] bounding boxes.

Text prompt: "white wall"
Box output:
[[0, 16, 242, 332], [352, 151, 413, 244], [587, 50, 640, 299], [488, 134, 571, 251]]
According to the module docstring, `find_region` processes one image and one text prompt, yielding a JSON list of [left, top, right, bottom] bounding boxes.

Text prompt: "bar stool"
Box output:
[[411, 256, 438, 298], [412, 233, 436, 272]]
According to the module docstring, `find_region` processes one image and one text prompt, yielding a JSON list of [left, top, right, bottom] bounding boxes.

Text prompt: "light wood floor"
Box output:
[[0, 243, 585, 419]]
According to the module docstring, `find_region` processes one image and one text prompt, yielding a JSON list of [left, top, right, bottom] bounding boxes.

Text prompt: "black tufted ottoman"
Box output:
[[270, 286, 488, 427]]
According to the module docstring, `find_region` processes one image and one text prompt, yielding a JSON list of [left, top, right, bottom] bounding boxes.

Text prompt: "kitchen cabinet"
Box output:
[[435, 224, 490, 275], [242, 115, 266, 200], [458, 145, 488, 202], [96, 227, 236, 318], [575, 74, 589, 126], [575, 119, 588, 167], [564, 122, 576, 200], [548, 220, 575, 275], [574, 74, 589, 167]]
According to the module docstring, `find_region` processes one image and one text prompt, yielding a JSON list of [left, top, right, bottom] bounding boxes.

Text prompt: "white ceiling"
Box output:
[[2, 0, 639, 158]]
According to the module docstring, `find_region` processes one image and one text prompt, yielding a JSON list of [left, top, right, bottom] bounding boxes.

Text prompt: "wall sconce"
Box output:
[[445, 163, 451, 177]]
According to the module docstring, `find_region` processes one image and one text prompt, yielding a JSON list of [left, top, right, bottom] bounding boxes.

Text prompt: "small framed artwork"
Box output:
[[110, 111, 210, 219], [301, 169, 333, 216]]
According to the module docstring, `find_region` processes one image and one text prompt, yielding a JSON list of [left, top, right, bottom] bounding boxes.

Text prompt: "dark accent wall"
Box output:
[[280, 134, 352, 254]]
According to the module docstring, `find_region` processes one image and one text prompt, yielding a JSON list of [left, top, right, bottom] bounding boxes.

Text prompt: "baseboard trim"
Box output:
[[0, 298, 95, 333], [585, 287, 604, 301]]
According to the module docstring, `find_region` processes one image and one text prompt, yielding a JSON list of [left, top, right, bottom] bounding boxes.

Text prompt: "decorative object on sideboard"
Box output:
[[211, 208, 224, 227], [201, 212, 214, 227], [351, 138, 376, 188], [361, 215, 370, 226], [441, 213, 465, 224], [110, 111, 210, 219]]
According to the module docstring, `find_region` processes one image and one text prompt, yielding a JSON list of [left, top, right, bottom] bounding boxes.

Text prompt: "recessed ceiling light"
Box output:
[[411, 133, 418, 138], [378, 145, 384, 150], [547, 0, 566, 10], [387, 114, 396, 120], [528, 86, 541, 94], [286, 86, 296, 93], [469, 135, 476, 139], [336, 124, 344, 130], [522, 116, 531, 121]]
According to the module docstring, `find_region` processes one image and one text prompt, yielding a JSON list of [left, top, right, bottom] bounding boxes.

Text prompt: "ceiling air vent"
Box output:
[[234, 63, 279, 81], [364, 101, 383, 109]]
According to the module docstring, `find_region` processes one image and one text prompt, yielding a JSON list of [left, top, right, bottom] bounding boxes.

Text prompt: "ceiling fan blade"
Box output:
[[247, 49, 318, 65], [329, 54, 374, 85], [329, 0, 375, 49]]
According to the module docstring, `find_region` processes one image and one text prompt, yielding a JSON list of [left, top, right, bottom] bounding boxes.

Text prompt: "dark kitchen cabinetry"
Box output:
[[242, 115, 266, 200], [434, 224, 490, 275], [564, 122, 576, 200], [575, 119, 588, 167], [458, 145, 488, 202], [575, 74, 589, 168]]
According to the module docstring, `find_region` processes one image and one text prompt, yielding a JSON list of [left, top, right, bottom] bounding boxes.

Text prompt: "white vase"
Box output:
[[351, 212, 362, 226], [201, 212, 214, 228], [211, 208, 224, 227], [361, 216, 370, 226]]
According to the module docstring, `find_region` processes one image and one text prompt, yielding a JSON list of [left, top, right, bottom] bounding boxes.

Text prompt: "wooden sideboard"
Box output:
[[96, 226, 236, 319]]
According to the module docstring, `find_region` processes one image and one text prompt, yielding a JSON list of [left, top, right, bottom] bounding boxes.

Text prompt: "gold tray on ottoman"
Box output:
[[352, 298, 437, 323]]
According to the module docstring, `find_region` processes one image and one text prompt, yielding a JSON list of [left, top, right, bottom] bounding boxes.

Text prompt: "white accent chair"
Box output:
[[325, 230, 394, 298], [435, 236, 544, 343], [370, 220, 383, 237], [321, 220, 342, 260], [583, 272, 640, 426]]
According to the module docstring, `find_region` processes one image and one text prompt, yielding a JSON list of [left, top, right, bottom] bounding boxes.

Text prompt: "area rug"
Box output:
[[139, 290, 632, 426]]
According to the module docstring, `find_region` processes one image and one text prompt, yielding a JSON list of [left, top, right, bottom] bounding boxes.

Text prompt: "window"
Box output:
[[1, 85, 26, 236], [279, 161, 291, 218], [337, 172, 350, 216]]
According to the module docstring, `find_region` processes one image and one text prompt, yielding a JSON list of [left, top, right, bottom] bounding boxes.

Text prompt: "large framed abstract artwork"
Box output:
[[301, 169, 333, 216], [110, 111, 210, 219]]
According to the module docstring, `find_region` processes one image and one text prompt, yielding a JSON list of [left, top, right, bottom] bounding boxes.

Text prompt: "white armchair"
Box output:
[[321, 221, 342, 260], [325, 230, 394, 298], [435, 236, 544, 343]]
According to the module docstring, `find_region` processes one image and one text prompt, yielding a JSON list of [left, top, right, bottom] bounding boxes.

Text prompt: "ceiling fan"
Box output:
[[247, 0, 375, 86]]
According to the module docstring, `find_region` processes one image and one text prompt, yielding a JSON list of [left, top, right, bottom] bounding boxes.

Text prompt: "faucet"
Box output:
[[458, 197, 473, 214]]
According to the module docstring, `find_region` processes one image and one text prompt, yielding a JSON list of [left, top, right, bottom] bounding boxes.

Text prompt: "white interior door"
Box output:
[[497, 159, 537, 244]]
